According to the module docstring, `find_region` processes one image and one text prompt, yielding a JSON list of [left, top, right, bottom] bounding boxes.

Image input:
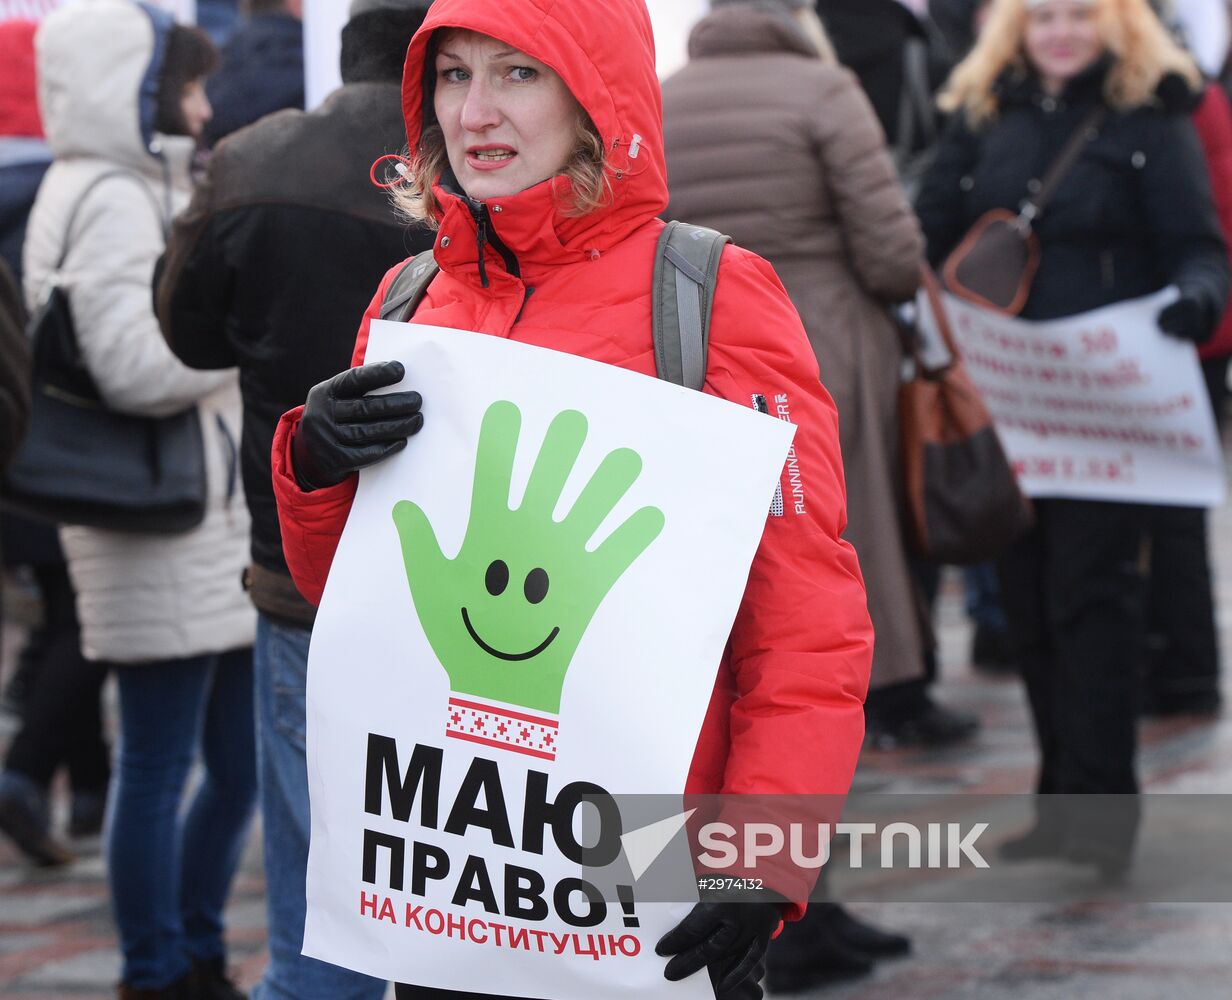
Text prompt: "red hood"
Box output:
[[401, 0, 668, 265], [0, 20, 43, 139]]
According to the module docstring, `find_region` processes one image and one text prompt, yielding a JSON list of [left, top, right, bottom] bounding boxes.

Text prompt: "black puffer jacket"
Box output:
[[917, 61, 1230, 324], [156, 9, 434, 625]]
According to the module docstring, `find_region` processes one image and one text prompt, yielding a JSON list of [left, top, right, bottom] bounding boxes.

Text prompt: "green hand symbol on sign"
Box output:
[[392, 400, 665, 714]]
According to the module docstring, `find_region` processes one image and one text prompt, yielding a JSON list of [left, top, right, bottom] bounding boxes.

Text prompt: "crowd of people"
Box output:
[[0, 0, 1229, 998]]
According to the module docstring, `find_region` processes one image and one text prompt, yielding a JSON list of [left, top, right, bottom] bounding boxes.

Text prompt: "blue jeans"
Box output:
[[963, 562, 1008, 632], [108, 649, 257, 989], [251, 614, 387, 1000]]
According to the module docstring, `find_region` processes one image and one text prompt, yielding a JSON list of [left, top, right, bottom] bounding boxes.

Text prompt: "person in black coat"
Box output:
[[202, 0, 305, 147], [155, 2, 436, 996], [916, 0, 1230, 877], [919, 71, 1227, 324], [158, 0, 435, 636]]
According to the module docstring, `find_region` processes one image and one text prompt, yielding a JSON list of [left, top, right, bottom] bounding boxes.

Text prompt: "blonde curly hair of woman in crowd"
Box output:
[[939, 0, 1202, 126]]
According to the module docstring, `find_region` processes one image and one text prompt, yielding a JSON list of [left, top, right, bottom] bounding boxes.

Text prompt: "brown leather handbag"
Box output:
[[942, 107, 1106, 315], [899, 268, 1033, 564]]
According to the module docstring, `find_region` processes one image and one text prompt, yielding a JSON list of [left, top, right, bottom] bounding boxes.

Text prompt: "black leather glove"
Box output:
[[656, 901, 782, 1000], [1157, 293, 1215, 345], [291, 361, 423, 491]]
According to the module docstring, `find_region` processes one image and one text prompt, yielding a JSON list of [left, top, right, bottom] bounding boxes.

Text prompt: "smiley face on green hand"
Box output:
[[392, 400, 665, 714]]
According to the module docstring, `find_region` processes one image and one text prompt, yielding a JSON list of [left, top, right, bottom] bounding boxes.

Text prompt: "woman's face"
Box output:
[[179, 79, 212, 140], [1023, 1, 1103, 90], [433, 31, 581, 202]]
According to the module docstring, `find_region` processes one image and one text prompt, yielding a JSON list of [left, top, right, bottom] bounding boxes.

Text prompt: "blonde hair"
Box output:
[[939, 0, 1201, 126], [391, 30, 612, 227], [793, 7, 838, 64]]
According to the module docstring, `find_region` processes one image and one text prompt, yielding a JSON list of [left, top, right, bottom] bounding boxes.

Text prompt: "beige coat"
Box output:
[[663, 5, 927, 688], [24, 0, 254, 662]]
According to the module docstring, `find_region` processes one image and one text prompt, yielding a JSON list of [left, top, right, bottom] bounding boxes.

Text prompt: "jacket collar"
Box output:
[[995, 55, 1201, 114], [430, 169, 609, 289], [995, 55, 1113, 110]]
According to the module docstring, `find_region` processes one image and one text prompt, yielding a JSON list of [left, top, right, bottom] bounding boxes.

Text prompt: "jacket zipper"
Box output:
[[475, 210, 490, 288], [463, 199, 533, 322], [465, 200, 521, 289]]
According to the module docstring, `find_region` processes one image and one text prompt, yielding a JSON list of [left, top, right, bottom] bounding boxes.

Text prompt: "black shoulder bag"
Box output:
[[942, 106, 1106, 314], [1, 171, 207, 534]]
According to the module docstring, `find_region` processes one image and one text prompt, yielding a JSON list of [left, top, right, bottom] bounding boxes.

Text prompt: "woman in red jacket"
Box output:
[[272, 0, 873, 996]]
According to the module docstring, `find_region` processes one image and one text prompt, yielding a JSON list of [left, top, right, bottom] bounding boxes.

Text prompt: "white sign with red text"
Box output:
[[921, 288, 1226, 507], [301, 322, 797, 997]]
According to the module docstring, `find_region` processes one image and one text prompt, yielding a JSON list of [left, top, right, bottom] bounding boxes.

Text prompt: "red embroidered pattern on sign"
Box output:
[[445, 697, 559, 761]]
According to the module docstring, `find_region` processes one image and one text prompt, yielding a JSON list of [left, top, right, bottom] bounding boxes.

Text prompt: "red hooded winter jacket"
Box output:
[[272, 0, 873, 911]]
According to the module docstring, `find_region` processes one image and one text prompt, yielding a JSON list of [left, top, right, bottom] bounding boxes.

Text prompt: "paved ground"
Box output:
[[813, 466, 1232, 998], [3, 498, 1232, 998]]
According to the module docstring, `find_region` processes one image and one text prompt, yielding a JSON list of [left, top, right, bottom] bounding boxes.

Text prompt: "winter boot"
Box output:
[[819, 903, 911, 958], [0, 770, 73, 866], [191, 957, 245, 1000], [765, 903, 874, 993], [116, 972, 197, 999]]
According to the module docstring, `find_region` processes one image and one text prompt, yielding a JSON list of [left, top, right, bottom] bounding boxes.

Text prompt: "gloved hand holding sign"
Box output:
[[292, 361, 424, 491], [1157, 291, 1215, 345]]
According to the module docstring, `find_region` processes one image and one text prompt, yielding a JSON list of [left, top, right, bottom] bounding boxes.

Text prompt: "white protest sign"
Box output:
[[303, 322, 795, 997], [923, 289, 1225, 507]]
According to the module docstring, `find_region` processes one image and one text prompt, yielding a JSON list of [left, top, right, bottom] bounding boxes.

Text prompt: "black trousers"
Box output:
[[1143, 504, 1220, 702], [1137, 353, 1229, 705], [4, 563, 110, 792], [998, 498, 1146, 848]]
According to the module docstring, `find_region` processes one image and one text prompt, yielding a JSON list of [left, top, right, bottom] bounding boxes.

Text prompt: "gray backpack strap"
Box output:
[[652, 221, 730, 391], [379, 248, 440, 322]]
